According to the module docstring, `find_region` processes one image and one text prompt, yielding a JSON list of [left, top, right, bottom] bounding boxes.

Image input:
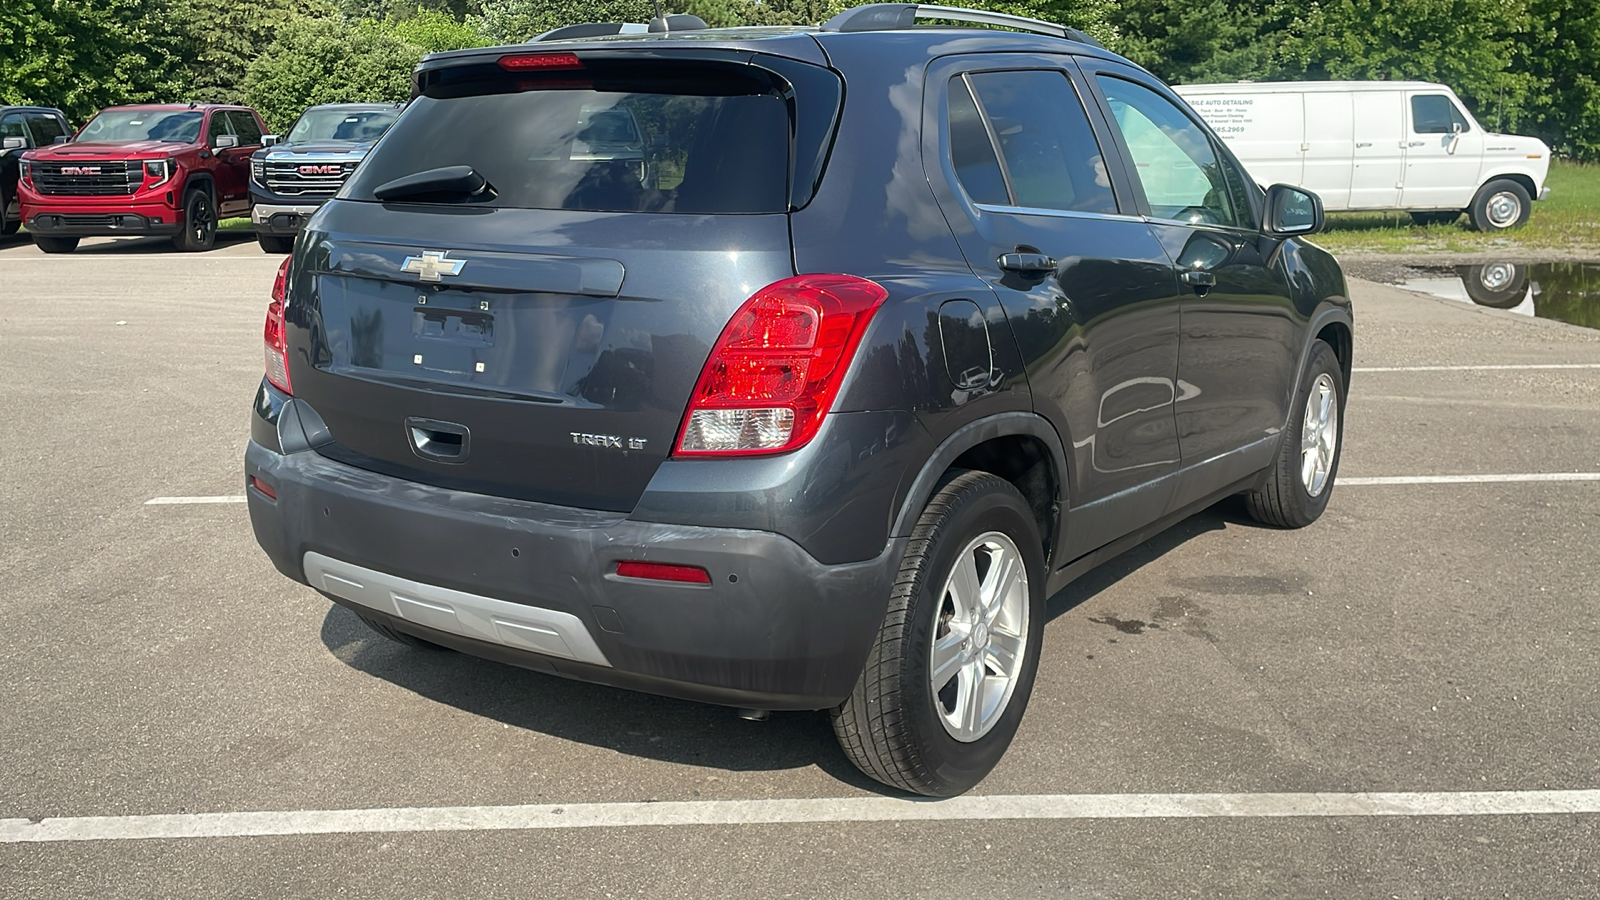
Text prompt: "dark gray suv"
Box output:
[[246, 3, 1352, 796]]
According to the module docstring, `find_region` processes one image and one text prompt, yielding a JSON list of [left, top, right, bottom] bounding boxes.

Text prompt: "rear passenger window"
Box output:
[[950, 70, 1117, 214]]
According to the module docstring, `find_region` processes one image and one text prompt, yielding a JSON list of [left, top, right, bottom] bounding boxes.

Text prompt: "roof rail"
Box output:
[[819, 3, 1103, 47], [531, 14, 708, 42]]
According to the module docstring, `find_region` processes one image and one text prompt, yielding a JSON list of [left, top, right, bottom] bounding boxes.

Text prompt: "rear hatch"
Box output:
[[284, 47, 839, 511]]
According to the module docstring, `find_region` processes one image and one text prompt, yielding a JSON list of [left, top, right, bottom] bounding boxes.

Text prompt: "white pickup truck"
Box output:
[[1174, 81, 1551, 231]]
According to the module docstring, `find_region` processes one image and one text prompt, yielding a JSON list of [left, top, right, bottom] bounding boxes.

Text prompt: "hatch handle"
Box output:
[[406, 417, 471, 464]]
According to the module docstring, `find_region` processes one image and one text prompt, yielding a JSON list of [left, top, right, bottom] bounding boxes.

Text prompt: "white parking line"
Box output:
[[1342, 473, 1600, 485], [145, 495, 247, 505], [5, 790, 1599, 843], [1354, 364, 1600, 372]]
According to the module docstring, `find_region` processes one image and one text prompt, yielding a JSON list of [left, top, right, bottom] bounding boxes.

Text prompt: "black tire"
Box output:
[[1409, 210, 1460, 227], [1467, 178, 1531, 232], [172, 188, 217, 252], [1458, 262, 1529, 309], [356, 612, 451, 651], [831, 470, 1046, 796], [0, 194, 19, 235], [32, 234, 79, 254], [1245, 340, 1344, 528], [257, 233, 294, 254]]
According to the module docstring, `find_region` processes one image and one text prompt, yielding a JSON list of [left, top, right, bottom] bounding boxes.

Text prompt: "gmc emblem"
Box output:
[[61, 166, 102, 175], [299, 164, 341, 175]]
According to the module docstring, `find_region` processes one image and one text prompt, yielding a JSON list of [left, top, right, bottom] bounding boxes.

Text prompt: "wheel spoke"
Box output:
[[948, 551, 981, 621], [985, 629, 1023, 678], [980, 549, 1019, 622], [930, 628, 967, 690], [958, 660, 986, 736]]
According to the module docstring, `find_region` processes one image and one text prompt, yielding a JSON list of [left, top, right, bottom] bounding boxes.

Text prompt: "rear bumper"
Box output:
[[1538, 187, 1551, 201], [245, 403, 902, 711]]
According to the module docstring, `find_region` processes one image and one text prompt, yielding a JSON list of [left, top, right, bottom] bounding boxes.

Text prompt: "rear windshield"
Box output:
[[344, 61, 791, 214]]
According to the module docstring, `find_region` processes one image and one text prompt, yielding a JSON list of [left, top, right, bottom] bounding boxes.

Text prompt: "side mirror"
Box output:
[[52, 135, 70, 144], [262, 134, 279, 147], [1, 136, 25, 151], [1451, 122, 1465, 135], [213, 134, 240, 150], [1263, 183, 1324, 237]]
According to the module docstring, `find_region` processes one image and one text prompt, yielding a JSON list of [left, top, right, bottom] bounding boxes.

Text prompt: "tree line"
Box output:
[[2, 0, 1596, 159]]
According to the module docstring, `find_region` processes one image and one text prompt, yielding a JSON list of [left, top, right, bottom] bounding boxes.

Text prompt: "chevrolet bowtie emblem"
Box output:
[[401, 250, 466, 282]]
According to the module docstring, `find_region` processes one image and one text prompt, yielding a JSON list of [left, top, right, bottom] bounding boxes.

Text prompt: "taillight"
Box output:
[[265, 256, 292, 394], [498, 52, 582, 70], [675, 274, 888, 456]]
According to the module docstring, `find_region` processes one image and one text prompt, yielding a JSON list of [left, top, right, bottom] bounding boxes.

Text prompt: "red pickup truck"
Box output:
[[18, 103, 266, 253]]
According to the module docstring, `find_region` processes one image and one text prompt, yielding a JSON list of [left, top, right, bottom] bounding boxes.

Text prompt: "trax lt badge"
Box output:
[[401, 250, 467, 282], [572, 432, 647, 451]]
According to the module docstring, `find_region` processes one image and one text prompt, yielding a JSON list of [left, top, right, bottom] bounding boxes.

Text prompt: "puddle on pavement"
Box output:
[[1390, 261, 1600, 331]]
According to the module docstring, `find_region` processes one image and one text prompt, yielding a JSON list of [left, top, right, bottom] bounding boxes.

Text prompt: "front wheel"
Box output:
[[256, 233, 294, 254], [33, 235, 79, 254], [172, 189, 217, 252], [1468, 179, 1531, 232], [831, 470, 1045, 796], [1245, 340, 1344, 528]]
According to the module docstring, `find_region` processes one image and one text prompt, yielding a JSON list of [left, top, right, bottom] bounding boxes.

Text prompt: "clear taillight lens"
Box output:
[[265, 256, 292, 394], [675, 274, 888, 456]]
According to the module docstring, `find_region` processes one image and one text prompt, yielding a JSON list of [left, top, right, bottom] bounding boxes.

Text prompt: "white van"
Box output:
[[1172, 81, 1551, 231]]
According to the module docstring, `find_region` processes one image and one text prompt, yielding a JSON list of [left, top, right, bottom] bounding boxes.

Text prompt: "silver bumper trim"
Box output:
[[252, 203, 323, 225], [303, 552, 612, 667]]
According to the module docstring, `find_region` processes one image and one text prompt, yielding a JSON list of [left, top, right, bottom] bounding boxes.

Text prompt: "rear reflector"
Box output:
[[615, 561, 712, 584], [498, 53, 583, 70], [249, 476, 277, 500]]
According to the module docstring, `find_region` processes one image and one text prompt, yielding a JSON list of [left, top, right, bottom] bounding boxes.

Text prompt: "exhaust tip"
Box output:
[[736, 708, 771, 722]]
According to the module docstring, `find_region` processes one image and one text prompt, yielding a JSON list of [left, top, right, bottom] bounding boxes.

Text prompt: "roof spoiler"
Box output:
[[819, 3, 1103, 47]]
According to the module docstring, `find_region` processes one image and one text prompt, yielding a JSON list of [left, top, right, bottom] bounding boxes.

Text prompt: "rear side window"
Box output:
[[948, 70, 1117, 214], [948, 79, 1009, 205], [344, 61, 791, 214], [1411, 94, 1471, 134]]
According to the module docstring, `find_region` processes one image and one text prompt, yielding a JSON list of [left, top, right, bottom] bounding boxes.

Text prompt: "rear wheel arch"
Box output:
[[892, 413, 1067, 565]]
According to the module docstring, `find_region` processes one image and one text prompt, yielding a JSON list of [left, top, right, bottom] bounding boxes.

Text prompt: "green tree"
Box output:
[[1108, 0, 1285, 84], [1272, 0, 1536, 132], [184, 0, 332, 104], [1517, 0, 1600, 158], [478, 0, 656, 42], [0, 0, 188, 123], [389, 6, 494, 52], [241, 17, 424, 131]]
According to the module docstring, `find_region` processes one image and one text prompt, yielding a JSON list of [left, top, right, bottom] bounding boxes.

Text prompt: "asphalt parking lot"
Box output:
[[3, 232, 1599, 898]]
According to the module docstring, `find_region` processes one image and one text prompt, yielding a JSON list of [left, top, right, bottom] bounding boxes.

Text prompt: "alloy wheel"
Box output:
[[930, 531, 1030, 742], [1300, 372, 1339, 497]]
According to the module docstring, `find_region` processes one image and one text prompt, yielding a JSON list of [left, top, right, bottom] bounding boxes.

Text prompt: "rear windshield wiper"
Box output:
[[372, 165, 495, 203]]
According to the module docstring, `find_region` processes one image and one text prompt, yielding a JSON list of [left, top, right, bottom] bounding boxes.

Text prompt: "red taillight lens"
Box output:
[[615, 561, 712, 584], [249, 475, 277, 500], [498, 52, 583, 70], [265, 256, 292, 394], [675, 274, 888, 456]]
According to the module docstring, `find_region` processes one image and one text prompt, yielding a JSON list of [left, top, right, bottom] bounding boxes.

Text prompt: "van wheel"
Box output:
[[831, 470, 1045, 796], [257, 233, 294, 254], [1409, 210, 1460, 227], [356, 612, 451, 651], [172, 189, 217, 251], [1246, 340, 1343, 528], [1468, 179, 1531, 232], [33, 235, 79, 254]]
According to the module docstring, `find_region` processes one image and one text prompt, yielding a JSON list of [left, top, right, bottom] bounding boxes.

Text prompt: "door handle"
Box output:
[[998, 252, 1058, 275], [1180, 270, 1216, 287]]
